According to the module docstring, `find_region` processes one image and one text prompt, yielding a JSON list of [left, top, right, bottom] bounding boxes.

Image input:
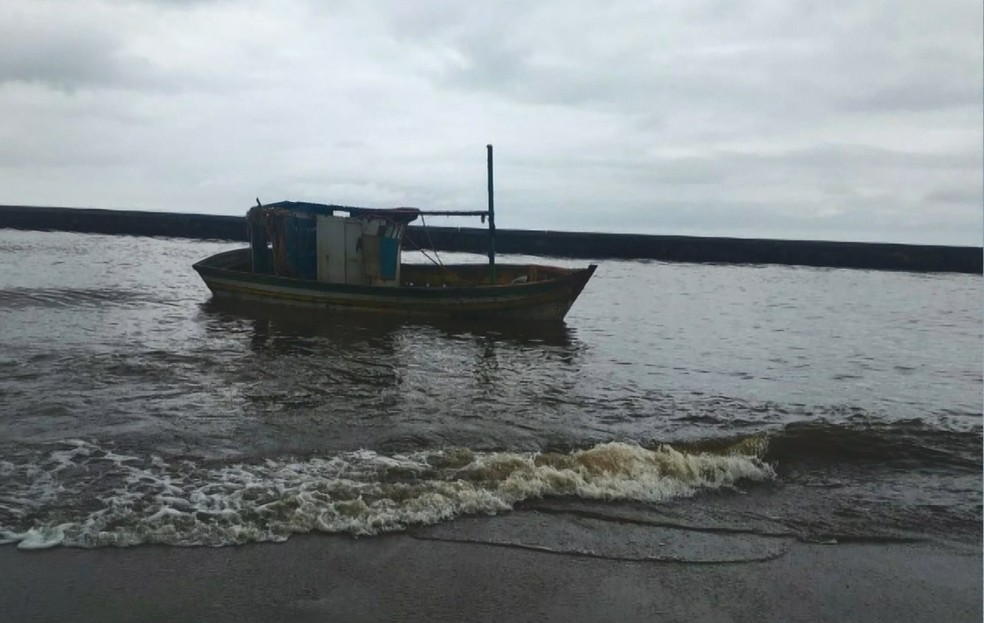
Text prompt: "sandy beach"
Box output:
[[2, 532, 979, 623]]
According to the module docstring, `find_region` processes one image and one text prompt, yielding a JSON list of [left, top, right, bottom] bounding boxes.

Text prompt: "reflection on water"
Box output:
[[202, 297, 579, 351], [195, 297, 588, 456]]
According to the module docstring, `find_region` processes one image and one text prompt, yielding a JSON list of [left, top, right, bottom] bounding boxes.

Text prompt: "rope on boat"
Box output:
[[420, 215, 445, 268], [404, 216, 446, 269]]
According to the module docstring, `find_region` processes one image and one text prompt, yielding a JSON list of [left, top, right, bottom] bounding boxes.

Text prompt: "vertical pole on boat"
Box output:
[[487, 144, 496, 284]]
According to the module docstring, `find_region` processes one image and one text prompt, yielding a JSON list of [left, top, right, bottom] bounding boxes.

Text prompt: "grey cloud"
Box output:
[[385, 0, 979, 128], [923, 188, 983, 206], [844, 81, 981, 114], [0, 0, 978, 246], [728, 145, 978, 171], [0, 2, 259, 93], [0, 28, 126, 90]]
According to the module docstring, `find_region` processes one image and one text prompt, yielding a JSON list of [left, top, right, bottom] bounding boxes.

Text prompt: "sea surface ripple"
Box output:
[[0, 230, 980, 552]]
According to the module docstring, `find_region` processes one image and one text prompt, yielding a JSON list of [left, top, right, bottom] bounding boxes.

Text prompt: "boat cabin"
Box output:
[[248, 201, 420, 287]]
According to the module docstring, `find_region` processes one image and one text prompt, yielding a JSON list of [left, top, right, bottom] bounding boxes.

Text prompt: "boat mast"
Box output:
[[487, 144, 496, 284]]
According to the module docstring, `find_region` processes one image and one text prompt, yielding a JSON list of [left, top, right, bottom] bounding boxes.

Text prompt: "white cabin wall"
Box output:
[[317, 215, 347, 284], [316, 214, 403, 286], [344, 220, 364, 285]]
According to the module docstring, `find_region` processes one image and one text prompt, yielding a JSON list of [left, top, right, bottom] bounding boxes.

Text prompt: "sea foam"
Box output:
[[1, 439, 774, 549]]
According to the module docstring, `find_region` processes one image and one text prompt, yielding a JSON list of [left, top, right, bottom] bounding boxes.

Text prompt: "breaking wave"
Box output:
[[0, 439, 773, 550]]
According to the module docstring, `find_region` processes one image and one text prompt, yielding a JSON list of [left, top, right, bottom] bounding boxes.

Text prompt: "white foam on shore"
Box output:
[[0, 440, 774, 549]]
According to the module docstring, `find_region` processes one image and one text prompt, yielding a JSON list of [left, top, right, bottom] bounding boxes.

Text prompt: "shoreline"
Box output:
[[2, 533, 979, 623]]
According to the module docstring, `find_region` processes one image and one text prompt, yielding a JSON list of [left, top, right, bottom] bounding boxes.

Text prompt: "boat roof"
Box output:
[[251, 201, 420, 224]]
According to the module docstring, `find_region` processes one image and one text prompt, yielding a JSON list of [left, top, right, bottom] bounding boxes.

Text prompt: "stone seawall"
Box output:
[[1, 205, 979, 274]]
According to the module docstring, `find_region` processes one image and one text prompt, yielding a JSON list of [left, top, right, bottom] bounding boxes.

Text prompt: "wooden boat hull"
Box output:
[[193, 249, 596, 320]]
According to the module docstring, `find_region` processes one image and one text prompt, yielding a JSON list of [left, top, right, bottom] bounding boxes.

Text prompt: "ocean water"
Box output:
[[0, 229, 980, 556]]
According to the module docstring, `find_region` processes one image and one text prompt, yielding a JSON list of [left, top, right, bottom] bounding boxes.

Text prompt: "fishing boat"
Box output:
[[193, 147, 596, 320]]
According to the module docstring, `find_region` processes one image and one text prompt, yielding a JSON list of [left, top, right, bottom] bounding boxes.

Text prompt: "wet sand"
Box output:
[[1, 534, 979, 623]]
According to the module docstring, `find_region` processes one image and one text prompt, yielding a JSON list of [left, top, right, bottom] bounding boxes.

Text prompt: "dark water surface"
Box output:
[[0, 230, 980, 553]]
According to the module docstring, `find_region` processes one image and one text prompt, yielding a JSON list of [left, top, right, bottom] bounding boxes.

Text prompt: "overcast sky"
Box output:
[[1, 0, 980, 244]]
